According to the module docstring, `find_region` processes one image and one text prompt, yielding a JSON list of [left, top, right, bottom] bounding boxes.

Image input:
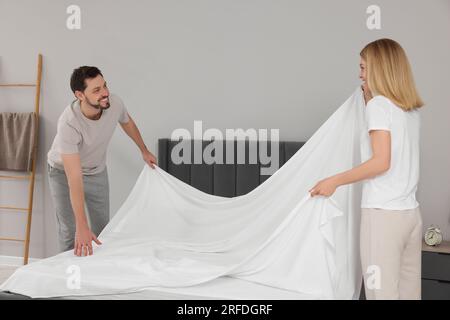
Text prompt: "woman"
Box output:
[[309, 38, 424, 300]]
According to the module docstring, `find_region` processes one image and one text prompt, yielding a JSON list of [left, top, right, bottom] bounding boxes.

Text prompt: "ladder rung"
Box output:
[[0, 237, 25, 242], [0, 206, 29, 212], [0, 174, 31, 180], [0, 84, 36, 87]]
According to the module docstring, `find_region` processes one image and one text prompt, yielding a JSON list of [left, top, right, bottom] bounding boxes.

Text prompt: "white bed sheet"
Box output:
[[1, 87, 364, 299]]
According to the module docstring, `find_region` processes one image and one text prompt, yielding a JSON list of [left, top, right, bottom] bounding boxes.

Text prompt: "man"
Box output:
[[47, 66, 157, 257]]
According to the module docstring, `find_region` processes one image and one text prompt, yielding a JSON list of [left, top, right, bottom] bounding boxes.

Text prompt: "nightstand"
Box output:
[[422, 240, 450, 300]]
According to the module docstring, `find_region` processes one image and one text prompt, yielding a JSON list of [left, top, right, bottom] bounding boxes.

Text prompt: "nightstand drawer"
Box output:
[[422, 251, 450, 282], [422, 279, 450, 300]]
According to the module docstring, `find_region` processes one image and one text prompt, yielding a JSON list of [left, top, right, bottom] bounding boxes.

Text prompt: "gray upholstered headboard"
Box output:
[[158, 139, 305, 197]]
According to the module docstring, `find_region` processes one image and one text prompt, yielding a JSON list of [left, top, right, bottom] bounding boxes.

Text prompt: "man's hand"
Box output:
[[142, 149, 157, 169], [74, 223, 102, 257], [309, 176, 339, 197]]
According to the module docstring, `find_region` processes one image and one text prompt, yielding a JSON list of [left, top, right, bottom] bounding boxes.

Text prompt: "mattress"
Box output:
[[1, 276, 317, 300]]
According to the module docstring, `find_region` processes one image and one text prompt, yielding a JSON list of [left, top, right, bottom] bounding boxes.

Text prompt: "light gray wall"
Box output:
[[0, 0, 449, 259]]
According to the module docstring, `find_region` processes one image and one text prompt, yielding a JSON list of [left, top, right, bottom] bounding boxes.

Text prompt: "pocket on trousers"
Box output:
[[48, 164, 65, 177], [415, 206, 423, 225]]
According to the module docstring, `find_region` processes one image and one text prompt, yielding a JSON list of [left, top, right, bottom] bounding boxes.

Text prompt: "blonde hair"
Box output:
[[360, 38, 424, 111]]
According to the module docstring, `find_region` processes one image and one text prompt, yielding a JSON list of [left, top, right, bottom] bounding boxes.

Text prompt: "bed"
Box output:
[[1, 139, 318, 300]]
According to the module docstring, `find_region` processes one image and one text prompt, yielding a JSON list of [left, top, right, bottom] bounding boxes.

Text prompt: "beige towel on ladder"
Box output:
[[0, 112, 37, 172]]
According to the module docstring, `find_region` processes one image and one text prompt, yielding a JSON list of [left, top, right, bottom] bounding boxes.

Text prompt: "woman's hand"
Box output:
[[361, 83, 372, 105], [309, 176, 339, 197]]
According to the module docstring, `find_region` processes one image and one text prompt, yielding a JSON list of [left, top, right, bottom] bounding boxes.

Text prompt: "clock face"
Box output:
[[425, 229, 441, 246]]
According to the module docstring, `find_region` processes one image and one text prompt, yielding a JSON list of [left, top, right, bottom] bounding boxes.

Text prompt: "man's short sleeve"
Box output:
[[114, 95, 130, 124], [56, 122, 81, 154], [365, 96, 392, 132]]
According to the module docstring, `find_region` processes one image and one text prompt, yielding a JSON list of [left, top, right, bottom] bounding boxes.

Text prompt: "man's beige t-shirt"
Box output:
[[47, 94, 130, 175]]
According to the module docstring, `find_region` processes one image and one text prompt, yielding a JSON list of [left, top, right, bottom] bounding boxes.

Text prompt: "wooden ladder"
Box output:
[[0, 54, 42, 265]]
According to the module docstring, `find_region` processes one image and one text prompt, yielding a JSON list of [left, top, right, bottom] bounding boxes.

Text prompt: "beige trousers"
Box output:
[[360, 206, 423, 300]]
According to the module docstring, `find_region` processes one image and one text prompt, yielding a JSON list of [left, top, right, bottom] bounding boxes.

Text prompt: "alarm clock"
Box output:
[[424, 226, 443, 246]]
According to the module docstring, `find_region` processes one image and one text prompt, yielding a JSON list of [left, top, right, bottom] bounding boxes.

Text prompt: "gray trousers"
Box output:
[[47, 163, 110, 252]]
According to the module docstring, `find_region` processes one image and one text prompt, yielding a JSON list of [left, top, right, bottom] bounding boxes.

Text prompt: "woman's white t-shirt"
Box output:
[[360, 95, 421, 210]]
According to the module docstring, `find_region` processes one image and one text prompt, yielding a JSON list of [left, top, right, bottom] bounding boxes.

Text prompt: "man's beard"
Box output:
[[86, 96, 111, 110]]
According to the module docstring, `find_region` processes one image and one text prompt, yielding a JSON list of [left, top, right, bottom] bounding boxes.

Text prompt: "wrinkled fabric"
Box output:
[[1, 87, 364, 299]]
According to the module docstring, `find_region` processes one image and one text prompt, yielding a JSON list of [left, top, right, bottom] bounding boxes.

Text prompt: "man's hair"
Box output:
[[70, 66, 103, 94]]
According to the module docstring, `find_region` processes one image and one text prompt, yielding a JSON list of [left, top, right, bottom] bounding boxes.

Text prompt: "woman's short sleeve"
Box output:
[[365, 96, 392, 132]]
